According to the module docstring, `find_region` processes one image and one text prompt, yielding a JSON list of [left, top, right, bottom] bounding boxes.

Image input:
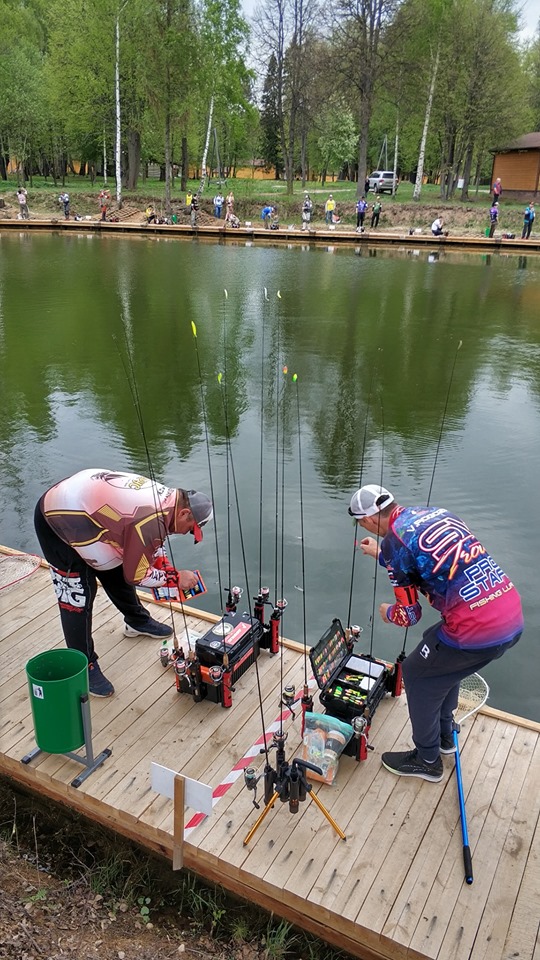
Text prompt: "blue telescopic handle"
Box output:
[[453, 725, 473, 884]]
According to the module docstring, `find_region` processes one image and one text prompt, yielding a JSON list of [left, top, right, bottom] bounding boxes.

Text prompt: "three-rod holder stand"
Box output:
[[242, 730, 346, 846], [21, 695, 112, 788]]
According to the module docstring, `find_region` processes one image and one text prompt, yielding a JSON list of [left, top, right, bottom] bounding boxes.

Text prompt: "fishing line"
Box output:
[[364, 397, 386, 663], [216, 371, 253, 618], [292, 374, 308, 683], [427, 339, 463, 506], [190, 321, 224, 609], [113, 331, 188, 649], [278, 361, 288, 736], [258, 291, 268, 589], [220, 290, 233, 607], [398, 337, 463, 660], [346, 359, 379, 630]]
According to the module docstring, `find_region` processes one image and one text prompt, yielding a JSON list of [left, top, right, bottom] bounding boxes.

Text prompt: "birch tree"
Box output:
[[330, 0, 401, 198]]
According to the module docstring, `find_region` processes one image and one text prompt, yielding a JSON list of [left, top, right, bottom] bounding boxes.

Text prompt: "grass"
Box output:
[[0, 172, 500, 203], [1, 173, 532, 236], [0, 776, 356, 960]]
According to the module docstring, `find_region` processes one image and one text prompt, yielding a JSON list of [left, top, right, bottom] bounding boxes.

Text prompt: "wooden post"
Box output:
[[173, 775, 185, 870]]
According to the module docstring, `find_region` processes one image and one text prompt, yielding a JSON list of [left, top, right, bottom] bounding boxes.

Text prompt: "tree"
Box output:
[[253, 0, 320, 194], [330, 0, 402, 197], [260, 54, 283, 176]]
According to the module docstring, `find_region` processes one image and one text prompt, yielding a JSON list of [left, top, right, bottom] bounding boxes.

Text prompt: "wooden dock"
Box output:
[[2, 215, 540, 254], [1, 550, 539, 960]]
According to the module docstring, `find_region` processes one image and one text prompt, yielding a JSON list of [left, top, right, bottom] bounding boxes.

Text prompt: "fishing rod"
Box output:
[[243, 326, 345, 843], [396, 337, 463, 663], [219, 290, 240, 615], [113, 330, 190, 655], [173, 301, 275, 711], [291, 372, 314, 735], [346, 358, 379, 632]]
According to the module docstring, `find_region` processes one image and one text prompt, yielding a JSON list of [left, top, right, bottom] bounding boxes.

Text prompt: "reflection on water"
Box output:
[[1, 233, 539, 720]]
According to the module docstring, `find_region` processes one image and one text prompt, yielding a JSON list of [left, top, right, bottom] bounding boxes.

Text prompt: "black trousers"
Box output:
[[34, 501, 151, 663], [401, 622, 521, 762]]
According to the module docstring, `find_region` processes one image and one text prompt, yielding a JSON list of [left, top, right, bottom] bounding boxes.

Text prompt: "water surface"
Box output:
[[1, 232, 538, 720]]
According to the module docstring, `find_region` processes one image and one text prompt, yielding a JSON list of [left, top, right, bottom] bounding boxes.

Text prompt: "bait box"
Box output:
[[309, 618, 393, 755], [196, 611, 263, 700]]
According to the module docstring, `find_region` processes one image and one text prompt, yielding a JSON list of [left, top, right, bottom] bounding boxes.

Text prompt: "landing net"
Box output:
[[0, 553, 42, 591], [455, 673, 489, 724]]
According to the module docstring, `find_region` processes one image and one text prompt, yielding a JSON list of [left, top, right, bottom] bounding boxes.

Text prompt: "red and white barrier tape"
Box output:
[[184, 682, 316, 838]]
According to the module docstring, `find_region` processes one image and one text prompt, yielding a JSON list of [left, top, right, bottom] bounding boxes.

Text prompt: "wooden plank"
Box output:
[[501, 792, 540, 959], [146, 651, 305, 834], [256, 695, 411, 901], [471, 735, 540, 960], [380, 713, 496, 953], [435, 725, 539, 960], [407, 721, 520, 959]]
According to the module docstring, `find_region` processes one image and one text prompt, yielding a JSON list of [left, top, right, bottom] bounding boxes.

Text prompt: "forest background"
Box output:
[[2, 0, 540, 210]]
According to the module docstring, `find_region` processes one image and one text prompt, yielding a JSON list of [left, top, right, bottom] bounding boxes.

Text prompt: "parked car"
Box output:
[[367, 171, 398, 194]]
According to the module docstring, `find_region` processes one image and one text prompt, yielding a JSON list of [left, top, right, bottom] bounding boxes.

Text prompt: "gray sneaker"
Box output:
[[124, 618, 173, 639], [381, 749, 443, 782], [440, 734, 456, 754]]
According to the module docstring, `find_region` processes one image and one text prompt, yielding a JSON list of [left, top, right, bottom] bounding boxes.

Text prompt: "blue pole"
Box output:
[[453, 724, 473, 884]]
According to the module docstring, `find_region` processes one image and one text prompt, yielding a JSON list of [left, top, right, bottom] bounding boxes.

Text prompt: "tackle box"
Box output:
[[309, 618, 393, 755], [196, 611, 263, 677]]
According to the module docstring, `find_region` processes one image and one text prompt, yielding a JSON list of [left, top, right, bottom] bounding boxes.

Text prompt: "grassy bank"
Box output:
[[0, 775, 353, 960], [0, 175, 533, 238]]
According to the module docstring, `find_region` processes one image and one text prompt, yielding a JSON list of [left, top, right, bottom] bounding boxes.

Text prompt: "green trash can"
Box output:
[[26, 649, 89, 754]]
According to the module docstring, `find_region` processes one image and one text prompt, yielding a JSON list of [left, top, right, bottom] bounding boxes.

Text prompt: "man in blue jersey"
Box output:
[[350, 484, 523, 782]]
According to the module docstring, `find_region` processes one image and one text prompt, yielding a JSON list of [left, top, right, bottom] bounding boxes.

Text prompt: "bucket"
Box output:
[[26, 649, 89, 753]]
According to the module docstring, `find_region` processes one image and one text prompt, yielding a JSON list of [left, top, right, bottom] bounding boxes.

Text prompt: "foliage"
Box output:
[[0, 0, 537, 194]]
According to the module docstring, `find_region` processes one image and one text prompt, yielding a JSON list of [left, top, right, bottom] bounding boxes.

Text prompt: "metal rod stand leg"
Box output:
[[243, 792, 279, 846], [309, 790, 347, 840]]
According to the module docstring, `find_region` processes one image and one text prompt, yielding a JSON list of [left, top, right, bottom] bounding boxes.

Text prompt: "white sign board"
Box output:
[[150, 762, 213, 816]]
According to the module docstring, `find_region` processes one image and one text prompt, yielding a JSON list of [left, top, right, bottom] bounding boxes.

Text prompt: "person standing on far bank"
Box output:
[[371, 197, 382, 228], [17, 186, 29, 219], [350, 484, 523, 782], [522, 202, 535, 240], [492, 177, 502, 204], [34, 469, 213, 698], [488, 201, 499, 238]]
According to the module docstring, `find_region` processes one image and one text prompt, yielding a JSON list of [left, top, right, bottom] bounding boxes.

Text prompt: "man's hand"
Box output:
[[360, 536, 379, 558], [178, 569, 198, 591], [379, 603, 391, 623]]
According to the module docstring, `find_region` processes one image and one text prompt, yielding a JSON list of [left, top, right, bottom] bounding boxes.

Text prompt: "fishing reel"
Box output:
[[351, 710, 374, 761], [243, 765, 262, 809], [225, 584, 243, 612], [280, 683, 296, 717], [253, 588, 287, 655]]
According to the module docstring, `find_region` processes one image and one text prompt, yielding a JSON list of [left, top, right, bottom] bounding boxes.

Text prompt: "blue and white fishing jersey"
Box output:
[[379, 505, 524, 650]]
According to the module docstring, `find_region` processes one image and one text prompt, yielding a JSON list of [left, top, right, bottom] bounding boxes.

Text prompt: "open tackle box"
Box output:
[[309, 618, 401, 760]]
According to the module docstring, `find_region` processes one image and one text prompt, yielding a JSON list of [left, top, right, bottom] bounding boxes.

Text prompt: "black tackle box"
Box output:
[[309, 618, 393, 752], [196, 611, 263, 676]]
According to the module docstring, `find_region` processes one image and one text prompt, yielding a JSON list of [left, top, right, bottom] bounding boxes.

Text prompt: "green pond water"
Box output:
[[1, 231, 539, 721]]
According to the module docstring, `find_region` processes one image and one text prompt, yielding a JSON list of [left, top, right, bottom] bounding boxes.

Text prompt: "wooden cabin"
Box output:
[[491, 132, 540, 199]]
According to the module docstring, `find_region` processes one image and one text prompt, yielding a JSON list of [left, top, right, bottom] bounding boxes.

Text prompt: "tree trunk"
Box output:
[[356, 86, 373, 200], [460, 142, 474, 200], [413, 42, 440, 201], [127, 129, 140, 190], [300, 127, 307, 186], [181, 137, 188, 191], [199, 96, 214, 195]]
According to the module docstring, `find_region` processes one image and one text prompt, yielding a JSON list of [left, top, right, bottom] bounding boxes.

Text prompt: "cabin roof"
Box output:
[[494, 132, 540, 152]]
